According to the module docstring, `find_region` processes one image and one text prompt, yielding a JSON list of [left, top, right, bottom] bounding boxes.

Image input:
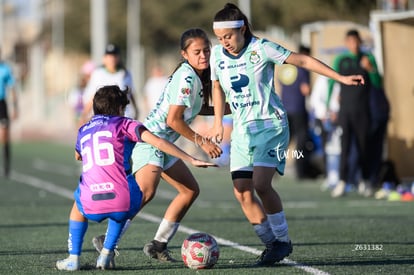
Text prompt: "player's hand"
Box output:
[[208, 124, 224, 145], [200, 141, 223, 159], [190, 159, 219, 168], [340, 74, 365, 86], [360, 56, 374, 72]]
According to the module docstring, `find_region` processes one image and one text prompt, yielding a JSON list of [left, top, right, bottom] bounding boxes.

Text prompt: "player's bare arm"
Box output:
[[139, 127, 217, 167], [166, 105, 222, 159], [286, 52, 365, 86]]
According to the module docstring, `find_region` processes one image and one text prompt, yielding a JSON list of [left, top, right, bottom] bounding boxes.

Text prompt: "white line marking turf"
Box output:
[[10, 170, 330, 275]]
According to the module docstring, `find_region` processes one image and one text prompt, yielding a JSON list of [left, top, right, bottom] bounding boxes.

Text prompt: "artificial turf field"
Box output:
[[1, 141, 413, 274]]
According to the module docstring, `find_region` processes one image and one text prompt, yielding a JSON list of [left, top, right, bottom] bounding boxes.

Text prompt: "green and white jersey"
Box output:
[[144, 62, 203, 142], [211, 37, 291, 134]]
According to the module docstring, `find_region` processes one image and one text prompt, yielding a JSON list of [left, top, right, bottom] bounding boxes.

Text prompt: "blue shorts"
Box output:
[[75, 174, 142, 223], [230, 126, 289, 175]]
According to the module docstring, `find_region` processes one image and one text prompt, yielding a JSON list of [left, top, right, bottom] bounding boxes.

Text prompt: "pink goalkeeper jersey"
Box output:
[[75, 115, 144, 214]]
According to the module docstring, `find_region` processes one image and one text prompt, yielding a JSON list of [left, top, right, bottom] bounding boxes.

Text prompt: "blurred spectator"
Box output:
[[330, 29, 379, 198], [0, 48, 18, 178], [68, 60, 95, 125], [81, 44, 139, 124], [310, 75, 341, 190], [278, 45, 312, 179], [367, 57, 390, 191], [143, 65, 169, 116]]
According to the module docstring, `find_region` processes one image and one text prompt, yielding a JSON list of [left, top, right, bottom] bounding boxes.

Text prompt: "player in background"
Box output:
[[92, 28, 223, 263], [143, 65, 169, 116], [80, 44, 139, 124], [0, 48, 18, 178], [56, 85, 215, 271], [329, 29, 386, 198], [209, 3, 365, 266]]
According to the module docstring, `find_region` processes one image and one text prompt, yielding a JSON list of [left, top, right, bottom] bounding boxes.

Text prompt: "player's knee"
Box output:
[[183, 184, 200, 201], [141, 189, 156, 205], [235, 192, 255, 207], [253, 181, 272, 197]]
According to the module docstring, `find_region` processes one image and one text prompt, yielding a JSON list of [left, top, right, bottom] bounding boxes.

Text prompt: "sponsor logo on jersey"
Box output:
[[233, 93, 251, 99], [181, 88, 191, 95], [184, 76, 193, 84], [217, 61, 247, 70], [267, 149, 276, 158], [249, 51, 261, 64], [90, 182, 114, 192], [227, 62, 246, 69], [231, 100, 260, 110], [230, 74, 249, 93], [154, 149, 163, 158], [218, 61, 225, 70], [82, 119, 106, 131]]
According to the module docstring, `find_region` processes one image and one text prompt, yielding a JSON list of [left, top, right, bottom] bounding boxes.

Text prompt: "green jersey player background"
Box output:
[[210, 3, 365, 267]]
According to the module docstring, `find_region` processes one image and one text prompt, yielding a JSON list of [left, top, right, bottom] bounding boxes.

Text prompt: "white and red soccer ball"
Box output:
[[181, 232, 220, 269]]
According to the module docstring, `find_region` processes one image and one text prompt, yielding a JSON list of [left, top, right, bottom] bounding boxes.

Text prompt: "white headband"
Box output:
[[213, 20, 244, 29]]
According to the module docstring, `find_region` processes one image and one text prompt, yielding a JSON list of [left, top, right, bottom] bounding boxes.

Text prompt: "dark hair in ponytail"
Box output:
[[170, 28, 212, 107], [214, 3, 254, 41]]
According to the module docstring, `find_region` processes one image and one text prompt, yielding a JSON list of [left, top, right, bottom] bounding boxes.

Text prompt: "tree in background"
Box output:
[[63, 0, 377, 56]]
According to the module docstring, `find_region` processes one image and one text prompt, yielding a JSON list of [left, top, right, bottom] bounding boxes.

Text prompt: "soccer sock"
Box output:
[[66, 254, 79, 261], [110, 219, 131, 247], [100, 248, 111, 256], [253, 220, 276, 246], [267, 211, 290, 243], [153, 218, 179, 244], [103, 219, 127, 251], [3, 142, 10, 176], [120, 219, 131, 237], [68, 220, 88, 255]]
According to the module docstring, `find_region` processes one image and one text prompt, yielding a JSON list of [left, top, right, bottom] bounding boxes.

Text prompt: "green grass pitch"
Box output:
[[0, 142, 413, 274]]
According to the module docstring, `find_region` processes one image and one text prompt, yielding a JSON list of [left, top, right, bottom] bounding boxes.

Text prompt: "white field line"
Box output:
[[10, 170, 330, 275], [33, 158, 80, 177]]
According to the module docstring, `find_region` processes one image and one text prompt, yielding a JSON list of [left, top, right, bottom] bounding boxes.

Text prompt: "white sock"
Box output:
[[101, 248, 111, 255], [267, 211, 290, 243], [68, 254, 79, 261], [253, 220, 276, 245], [154, 218, 180, 243]]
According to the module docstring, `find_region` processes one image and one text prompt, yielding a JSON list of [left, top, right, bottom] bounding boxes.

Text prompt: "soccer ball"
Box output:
[[181, 232, 220, 269]]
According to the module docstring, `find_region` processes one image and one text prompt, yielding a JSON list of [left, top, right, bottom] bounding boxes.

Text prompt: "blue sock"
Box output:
[[104, 219, 126, 250], [68, 220, 88, 255]]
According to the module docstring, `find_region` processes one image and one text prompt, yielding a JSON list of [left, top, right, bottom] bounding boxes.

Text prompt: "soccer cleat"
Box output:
[[92, 235, 105, 253], [331, 180, 346, 198], [374, 188, 389, 200], [358, 181, 374, 197], [96, 250, 115, 270], [143, 240, 178, 262], [253, 240, 293, 267], [92, 235, 119, 256], [56, 256, 80, 271]]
